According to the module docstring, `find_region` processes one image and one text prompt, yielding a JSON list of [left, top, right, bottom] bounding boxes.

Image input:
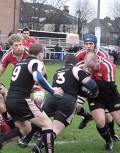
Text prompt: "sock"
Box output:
[[23, 124, 39, 143], [97, 124, 112, 143], [42, 129, 54, 153], [36, 131, 56, 150], [107, 120, 115, 137], [0, 128, 22, 144], [77, 107, 92, 120], [6, 118, 15, 129], [2, 111, 15, 129], [2, 111, 8, 120]]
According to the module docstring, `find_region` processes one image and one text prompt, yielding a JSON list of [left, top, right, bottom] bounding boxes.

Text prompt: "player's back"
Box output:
[[7, 56, 36, 98], [52, 66, 80, 98]]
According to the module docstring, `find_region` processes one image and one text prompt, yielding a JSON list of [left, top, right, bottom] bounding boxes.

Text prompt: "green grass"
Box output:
[[1, 64, 120, 153]]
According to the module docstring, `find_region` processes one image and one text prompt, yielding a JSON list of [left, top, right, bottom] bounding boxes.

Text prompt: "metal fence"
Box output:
[[0, 35, 8, 43]]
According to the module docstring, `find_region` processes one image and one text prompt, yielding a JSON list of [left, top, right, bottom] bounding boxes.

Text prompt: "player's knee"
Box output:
[[95, 120, 106, 128], [34, 91, 45, 106]]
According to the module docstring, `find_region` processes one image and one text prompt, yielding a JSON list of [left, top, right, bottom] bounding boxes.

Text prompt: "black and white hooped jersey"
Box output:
[[52, 65, 88, 99], [7, 56, 43, 98]]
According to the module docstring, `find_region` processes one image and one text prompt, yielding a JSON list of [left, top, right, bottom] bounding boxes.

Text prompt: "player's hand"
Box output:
[[53, 87, 64, 96]]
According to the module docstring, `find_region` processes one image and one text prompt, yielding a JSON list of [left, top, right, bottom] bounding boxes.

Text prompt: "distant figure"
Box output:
[[17, 30, 23, 38], [22, 27, 36, 49], [0, 44, 3, 60], [8, 31, 13, 37], [69, 46, 74, 53], [54, 43, 61, 59], [112, 50, 118, 65]]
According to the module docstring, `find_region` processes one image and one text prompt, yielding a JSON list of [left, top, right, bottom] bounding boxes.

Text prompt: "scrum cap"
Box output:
[[84, 34, 97, 45]]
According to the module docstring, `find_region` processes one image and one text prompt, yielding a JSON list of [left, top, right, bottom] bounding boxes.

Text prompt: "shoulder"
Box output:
[[98, 47, 109, 58], [2, 49, 12, 60], [23, 46, 29, 52], [75, 49, 86, 56], [99, 57, 114, 69], [72, 66, 85, 75], [29, 37, 36, 42], [28, 58, 43, 72]]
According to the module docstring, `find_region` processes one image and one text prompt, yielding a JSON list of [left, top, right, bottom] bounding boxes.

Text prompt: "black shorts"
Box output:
[[6, 97, 42, 122], [88, 95, 120, 112], [42, 93, 76, 126]]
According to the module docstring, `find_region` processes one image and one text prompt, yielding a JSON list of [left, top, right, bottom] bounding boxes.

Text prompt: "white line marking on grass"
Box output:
[[28, 141, 79, 146], [55, 141, 79, 144]]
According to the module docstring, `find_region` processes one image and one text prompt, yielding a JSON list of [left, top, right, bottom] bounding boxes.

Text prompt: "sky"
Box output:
[[66, 0, 119, 19]]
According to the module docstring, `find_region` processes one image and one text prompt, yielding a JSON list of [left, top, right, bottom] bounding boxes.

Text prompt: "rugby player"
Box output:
[[32, 54, 99, 153], [84, 52, 120, 151], [1, 43, 63, 153], [75, 34, 120, 143]]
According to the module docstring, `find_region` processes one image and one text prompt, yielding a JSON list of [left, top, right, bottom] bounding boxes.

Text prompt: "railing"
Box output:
[[0, 35, 8, 43], [2, 49, 74, 61], [0, 35, 72, 49]]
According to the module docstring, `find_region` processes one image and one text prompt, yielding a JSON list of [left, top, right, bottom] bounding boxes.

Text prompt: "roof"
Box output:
[[87, 17, 120, 34], [20, 2, 78, 25]]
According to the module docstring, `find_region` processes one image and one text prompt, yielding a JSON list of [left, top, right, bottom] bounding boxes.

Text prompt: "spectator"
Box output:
[[22, 27, 36, 49], [112, 50, 118, 65], [8, 30, 13, 37], [69, 46, 74, 53], [0, 44, 3, 60], [54, 43, 61, 59], [5, 43, 10, 50], [17, 29, 23, 38]]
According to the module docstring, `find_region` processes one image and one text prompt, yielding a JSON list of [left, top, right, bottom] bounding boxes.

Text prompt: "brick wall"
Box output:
[[0, 0, 20, 35]]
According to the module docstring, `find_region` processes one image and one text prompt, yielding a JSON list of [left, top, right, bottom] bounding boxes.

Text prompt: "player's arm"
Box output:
[[0, 65, 6, 77], [28, 60, 63, 96], [0, 83, 8, 100], [73, 67, 99, 97], [0, 55, 10, 77]]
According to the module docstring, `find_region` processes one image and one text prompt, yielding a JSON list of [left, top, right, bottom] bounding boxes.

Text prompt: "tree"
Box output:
[[73, 0, 95, 37], [20, 0, 70, 31], [109, 1, 120, 45], [47, 0, 70, 32]]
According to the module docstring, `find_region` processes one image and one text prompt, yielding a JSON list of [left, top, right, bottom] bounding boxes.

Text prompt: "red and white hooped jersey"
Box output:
[[76, 47, 109, 62], [1, 48, 29, 68]]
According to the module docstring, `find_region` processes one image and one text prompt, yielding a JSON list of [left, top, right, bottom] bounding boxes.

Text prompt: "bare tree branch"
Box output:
[[73, 0, 95, 36]]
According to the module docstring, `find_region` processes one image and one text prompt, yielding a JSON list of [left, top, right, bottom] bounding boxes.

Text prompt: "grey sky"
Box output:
[[66, 0, 119, 19]]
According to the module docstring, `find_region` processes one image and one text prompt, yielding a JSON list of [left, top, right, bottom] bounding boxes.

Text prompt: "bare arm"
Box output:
[[0, 65, 6, 77], [0, 84, 8, 100]]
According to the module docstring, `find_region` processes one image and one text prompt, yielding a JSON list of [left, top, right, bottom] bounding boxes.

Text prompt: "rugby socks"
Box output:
[[6, 118, 15, 129], [0, 128, 22, 144], [42, 129, 54, 153], [96, 124, 112, 143], [77, 107, 92, 120], [107, 120, 115, 137], [2, 111, 15, 129], [2, 111, 7, 120], [22, 124, 39, 143], [35, 131, 56, 150]]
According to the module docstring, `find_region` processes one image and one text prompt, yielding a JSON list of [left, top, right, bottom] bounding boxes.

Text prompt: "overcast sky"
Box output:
[[66, 0, 119, 19]]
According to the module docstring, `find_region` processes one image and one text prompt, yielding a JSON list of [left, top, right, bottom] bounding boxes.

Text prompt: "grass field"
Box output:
[[1, 64, 120, 153]]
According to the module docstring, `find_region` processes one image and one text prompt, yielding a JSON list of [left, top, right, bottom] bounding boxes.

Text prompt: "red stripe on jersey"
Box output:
[[92, 57, 116, 81], [1, 50, 29, 68]]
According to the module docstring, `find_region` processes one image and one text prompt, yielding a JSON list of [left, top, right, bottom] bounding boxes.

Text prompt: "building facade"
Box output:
[[0, 0, 20, 35]]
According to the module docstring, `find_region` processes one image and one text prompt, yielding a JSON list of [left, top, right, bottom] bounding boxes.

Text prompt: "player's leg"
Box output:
[[18, 88, 45, 148], [76, 96, 92, 129], [17, 123, 39, 148], [88, 99, 113, 151], [92, 108, 113, 151], [29, 111, 54, 153], [32, 93, 76, 153], [0, 120, 31, 149], [105, 111, 120, 142]]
